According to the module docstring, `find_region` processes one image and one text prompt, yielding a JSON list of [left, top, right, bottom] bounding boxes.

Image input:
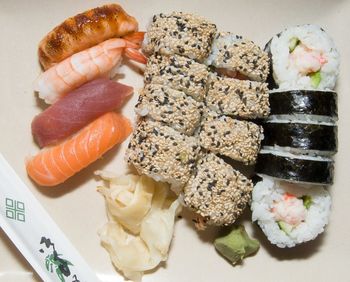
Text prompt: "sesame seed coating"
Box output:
[[125, 119, 201, 187], [206, 74, 270, 119], [144, 54, 209, 101], [206, 32, 270, 82], [143, 12, 217, 62], [135, 84, 204, 135], [183, 153, 253, 226], [199, 112, 263, 165]]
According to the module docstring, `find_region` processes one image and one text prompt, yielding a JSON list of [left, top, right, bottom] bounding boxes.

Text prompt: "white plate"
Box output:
[[1, 0, 350, 281]]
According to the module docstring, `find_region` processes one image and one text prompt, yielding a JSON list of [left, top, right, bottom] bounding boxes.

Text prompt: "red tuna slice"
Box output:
[[32, 78, 133, 148]]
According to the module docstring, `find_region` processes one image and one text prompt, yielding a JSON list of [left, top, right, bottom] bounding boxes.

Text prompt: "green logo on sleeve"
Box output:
[[39, 237, 80, 282], [5, 198, 25, 222]]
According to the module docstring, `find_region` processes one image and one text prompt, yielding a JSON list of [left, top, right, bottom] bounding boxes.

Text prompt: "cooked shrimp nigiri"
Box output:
[[26, 112, 132, 187], [34, 34, 146, 104], [38, 4, 139, 70]]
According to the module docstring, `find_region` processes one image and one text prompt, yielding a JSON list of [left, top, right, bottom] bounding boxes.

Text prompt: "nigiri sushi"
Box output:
[[34, 35, 145, 104], [26, 112, 132, 186], [38, 4, 139, 70], [32, 78, 133, 148]]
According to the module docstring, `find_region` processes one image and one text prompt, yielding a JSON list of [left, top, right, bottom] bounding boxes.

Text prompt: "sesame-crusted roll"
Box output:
[[135, 84, 204, 135], [199, 112, 263, 165], [207, 74, 270, 119], [183, 153, 253, 227], [125, 120, 201, 188], [143, 12, 217, 62], [206, 32, 270, 82], [144, 54, 209, 101]]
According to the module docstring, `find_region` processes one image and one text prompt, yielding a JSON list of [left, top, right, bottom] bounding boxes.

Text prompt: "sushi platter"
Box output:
[[0, 0, 349, 281]]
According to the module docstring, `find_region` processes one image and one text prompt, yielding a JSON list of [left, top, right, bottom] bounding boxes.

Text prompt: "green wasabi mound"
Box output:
[[214, 225, 260, 265]]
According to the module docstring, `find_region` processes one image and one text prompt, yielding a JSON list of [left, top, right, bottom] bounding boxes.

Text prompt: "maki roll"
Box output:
[[199, 112, 263, 165], [143, 12, 217, 62], [125, 119, 201, 188], [262, 121, 338, 156], [205, 32, 269, 82], [268, 89, 338, 122], [251, 176, 331, 248], [144, 54, 209, 101], [265, 24, 340, 90], [183, 153, 253, 228], [256, 150, 334, 185], [135, 84, 204, 135], [206, 74, 270, 119]]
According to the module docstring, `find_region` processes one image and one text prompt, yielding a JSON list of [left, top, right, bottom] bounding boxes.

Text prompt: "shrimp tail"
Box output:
[[123, 32, 147, 63], [122, 31, 145, 47], [125, 48, 148, 64]]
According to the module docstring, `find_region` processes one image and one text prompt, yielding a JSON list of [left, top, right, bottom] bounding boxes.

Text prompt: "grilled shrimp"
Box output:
[[38, 4, 139, 70], [34, 33, 146, 104]]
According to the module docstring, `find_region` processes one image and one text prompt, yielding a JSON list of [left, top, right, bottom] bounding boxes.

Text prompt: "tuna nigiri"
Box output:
[[32, 78, 133, 148], [26, 112, 132, 187]]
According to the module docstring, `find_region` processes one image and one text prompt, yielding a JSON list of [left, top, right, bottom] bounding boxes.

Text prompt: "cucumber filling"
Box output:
[[300, 195, 313, 209], [289, 37, 300, 53], [309, 71, 322, 88], [277, 221, 293, 235]]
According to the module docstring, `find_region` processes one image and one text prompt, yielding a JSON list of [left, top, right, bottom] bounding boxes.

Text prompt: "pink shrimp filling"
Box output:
[[272, 193, 307, 226], [289, 43, 327, 75], [216, 68, 250, 80]]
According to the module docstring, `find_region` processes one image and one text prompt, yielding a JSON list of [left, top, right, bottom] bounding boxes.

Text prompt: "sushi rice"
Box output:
[[259, 148, 333, 163], [266, 114, 336, 125], [251, 176, 331, 248], [262, 145, 335, 158]]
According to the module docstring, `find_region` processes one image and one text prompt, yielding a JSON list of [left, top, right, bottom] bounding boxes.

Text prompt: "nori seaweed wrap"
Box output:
[[262, 122, 338, 154], [264, 38, 278, 89], [255, 152, 334, 184], [269, 90, 338, 119]]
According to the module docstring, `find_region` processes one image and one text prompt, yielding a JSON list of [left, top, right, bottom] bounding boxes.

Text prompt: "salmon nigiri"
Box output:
[[26, 112, 132, 187]]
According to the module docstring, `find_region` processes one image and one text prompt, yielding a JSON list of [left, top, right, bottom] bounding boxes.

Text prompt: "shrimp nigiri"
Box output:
[[26, 112, 132, 186], [34, 33, 147, 104], [38, 4, 139, 70]]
